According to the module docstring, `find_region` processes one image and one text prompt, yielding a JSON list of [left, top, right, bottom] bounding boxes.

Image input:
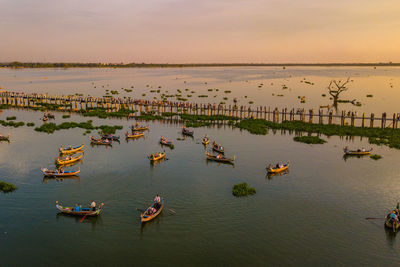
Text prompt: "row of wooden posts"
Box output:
[[0, 92, 399, 129]]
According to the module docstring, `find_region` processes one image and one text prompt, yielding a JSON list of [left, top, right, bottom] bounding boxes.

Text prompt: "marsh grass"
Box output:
[[0, 181, 17, 193], [370, 154, 382, 160], [232, 183, 256, 197], [293, 136, 326, 144]]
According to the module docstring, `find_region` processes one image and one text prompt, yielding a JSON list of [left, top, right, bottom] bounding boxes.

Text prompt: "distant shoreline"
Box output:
[[1, 62, 399, 68]]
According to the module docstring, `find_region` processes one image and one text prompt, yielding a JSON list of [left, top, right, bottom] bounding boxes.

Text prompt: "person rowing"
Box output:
[[90, 200, 96, 211]]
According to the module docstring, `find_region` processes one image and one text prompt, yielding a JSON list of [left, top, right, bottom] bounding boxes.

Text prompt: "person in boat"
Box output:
[[59, 168, 64, 173], [69, 145, 72, 150], [362, 147, 366, 152], [90, 200, 96, 211], [154, 194, 161, 204], [75, 204, 81, 212], [216, 154, 222, 159], [276, 163, 279, 168]]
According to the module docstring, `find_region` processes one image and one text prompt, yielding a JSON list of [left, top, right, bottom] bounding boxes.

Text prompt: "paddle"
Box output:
[[365, 217, 384, 220], [80, 214, 88, 223], [168, 209, 176, 214]]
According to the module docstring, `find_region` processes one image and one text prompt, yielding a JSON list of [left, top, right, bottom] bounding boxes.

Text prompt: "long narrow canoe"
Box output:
[[343, 148, 372, 155], [101, 134, 120, 141], [90, 136, 112, 146], [205, 151, 234, 163], [56, 201, 103, 216], [41, 167, 80, 177], [56, 153, 83, 165], [212, 142, 225, 154], [59, 144, 84, 154], [131, 125, 149, 131], [148, 152, 166, 162], [141, 198, 164, 223], [385, 213, 400, 232], [0, 134, 10, 141], [267, 162, 289, 173], [182, 128, 194, 136], [202, 137, 210, 146], [126, 132, 144, 138], [160, 138, 173, 146]]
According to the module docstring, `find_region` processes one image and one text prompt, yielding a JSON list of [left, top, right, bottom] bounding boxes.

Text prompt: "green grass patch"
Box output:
[[27, 122, 35, 127], [370, 154, 382, 160], [234, 119, 400, 149], [62, 114, 71, 119], [293, 136, 326, 144], [0, 181, 17, 193], [366, 94, 373, 97], [0, 120, 25, 127], [232, 183, 256, 197], [6, 116, 16, 120], [34, 120, 122, 134]]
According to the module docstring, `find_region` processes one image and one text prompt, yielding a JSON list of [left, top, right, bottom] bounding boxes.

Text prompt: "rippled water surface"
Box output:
[[1, 68, 400, 266]]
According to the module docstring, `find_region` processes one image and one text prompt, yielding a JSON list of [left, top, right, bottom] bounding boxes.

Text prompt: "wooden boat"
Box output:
[[385, 213, 400, 232], [90, 136, 112, 146], [125, 131, 144, 138], [212, 142, 225, 154], [101, 134, 120, 141], [56, 201, 103, 216], [182, 127, 194, 136], [343, 147, 372, 155], [205, 151, 234, 163], [148, 152, 166, 162], [41, 167, 80, 177], [59, 144, 84, 154], [0, 134, 10, 141], [141, 198, 164, 223], [202, 136, 210, 146], [267, 162, 289, 173], [56, 153, 83, 165], [131, 125, 149, 131], [160, 137, 173, 146]]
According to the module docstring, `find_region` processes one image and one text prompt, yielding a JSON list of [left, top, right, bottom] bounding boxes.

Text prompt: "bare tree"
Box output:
[[327, 77, 351, 106]]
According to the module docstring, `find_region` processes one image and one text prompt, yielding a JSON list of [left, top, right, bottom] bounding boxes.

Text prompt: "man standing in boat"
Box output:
[[91, 200, 96, 211]]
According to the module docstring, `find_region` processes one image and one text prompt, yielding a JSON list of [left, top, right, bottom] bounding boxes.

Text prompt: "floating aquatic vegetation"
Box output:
[[366, 94, 373, 97], [249, 101, 254, 104], [198, 95, 208, 98], [370, 154, 382, 160], [34, 120, 122, 134], [293, 136, 326, 144], [62, 115, 71, 119], [0, 181, 17, 193], [6, 116, 16, 120], [208, 89, 213, 91], [224, 90, 231, 93], [232, 183, 256, 197], [27, 122, 35, 127], [0, 120, 24, 127], [111, 90, 119, 95]]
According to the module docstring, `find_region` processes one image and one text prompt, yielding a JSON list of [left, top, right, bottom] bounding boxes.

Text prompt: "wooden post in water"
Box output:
[[393, 113, 396, 129], [351, 112, 355, 127], [370, 113, 374, 128], [268, 107, 270, 121], [309, 109, 314, 123], [361, 113, 365, 127], [381, 113, 387, 128]]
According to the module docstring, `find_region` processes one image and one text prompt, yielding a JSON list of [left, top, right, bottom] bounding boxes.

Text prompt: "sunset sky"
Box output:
[[1, 0, 399, 63]]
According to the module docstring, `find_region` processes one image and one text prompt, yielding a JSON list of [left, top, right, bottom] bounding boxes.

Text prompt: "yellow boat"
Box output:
[[56, 153, 83, 165], [385, 213, 400, 232], [59, 144, 84, 154], [125, 132, 144, 138], [141, 198, 164, 223], [148, 152, 165, 162], [267, 162, 289, 173], [202, 136, 210, 146], [343, 147, 372, 155]]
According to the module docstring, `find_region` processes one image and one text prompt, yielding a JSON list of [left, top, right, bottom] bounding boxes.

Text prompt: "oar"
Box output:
[[80, 214, 88, 223], [365, 217, 384, 220], [169, 209, 176, 214]]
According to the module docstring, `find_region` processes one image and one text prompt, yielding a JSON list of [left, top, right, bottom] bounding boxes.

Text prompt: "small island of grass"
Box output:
[[0, 181, 17, 193], [370, 154, 382, 160], [293, 136, 326, 144], [232, 182, 256, 197]]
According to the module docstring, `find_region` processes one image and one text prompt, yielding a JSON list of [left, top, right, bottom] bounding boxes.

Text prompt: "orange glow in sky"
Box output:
[[0, 0, 399, 63]]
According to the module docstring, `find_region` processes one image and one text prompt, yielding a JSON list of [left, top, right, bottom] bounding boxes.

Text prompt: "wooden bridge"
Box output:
[[0, 91, 399, 129]]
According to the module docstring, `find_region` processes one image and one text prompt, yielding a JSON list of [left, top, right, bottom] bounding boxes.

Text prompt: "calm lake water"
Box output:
[[1, 67, 400, 266]]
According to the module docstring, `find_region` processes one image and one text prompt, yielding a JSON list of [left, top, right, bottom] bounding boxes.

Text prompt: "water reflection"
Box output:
[[43, 176, 80, 183], [266, 170, 289, 180], [342, 154, 369, 162], [385, 227, 397, 247], [56, 212, 102, 230]]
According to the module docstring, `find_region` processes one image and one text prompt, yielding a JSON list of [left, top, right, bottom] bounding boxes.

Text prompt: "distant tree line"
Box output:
[[0, 61, 399, 68]]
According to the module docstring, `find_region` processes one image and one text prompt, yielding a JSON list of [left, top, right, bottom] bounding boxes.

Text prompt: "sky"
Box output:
[[0, 0, 399, 63]]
